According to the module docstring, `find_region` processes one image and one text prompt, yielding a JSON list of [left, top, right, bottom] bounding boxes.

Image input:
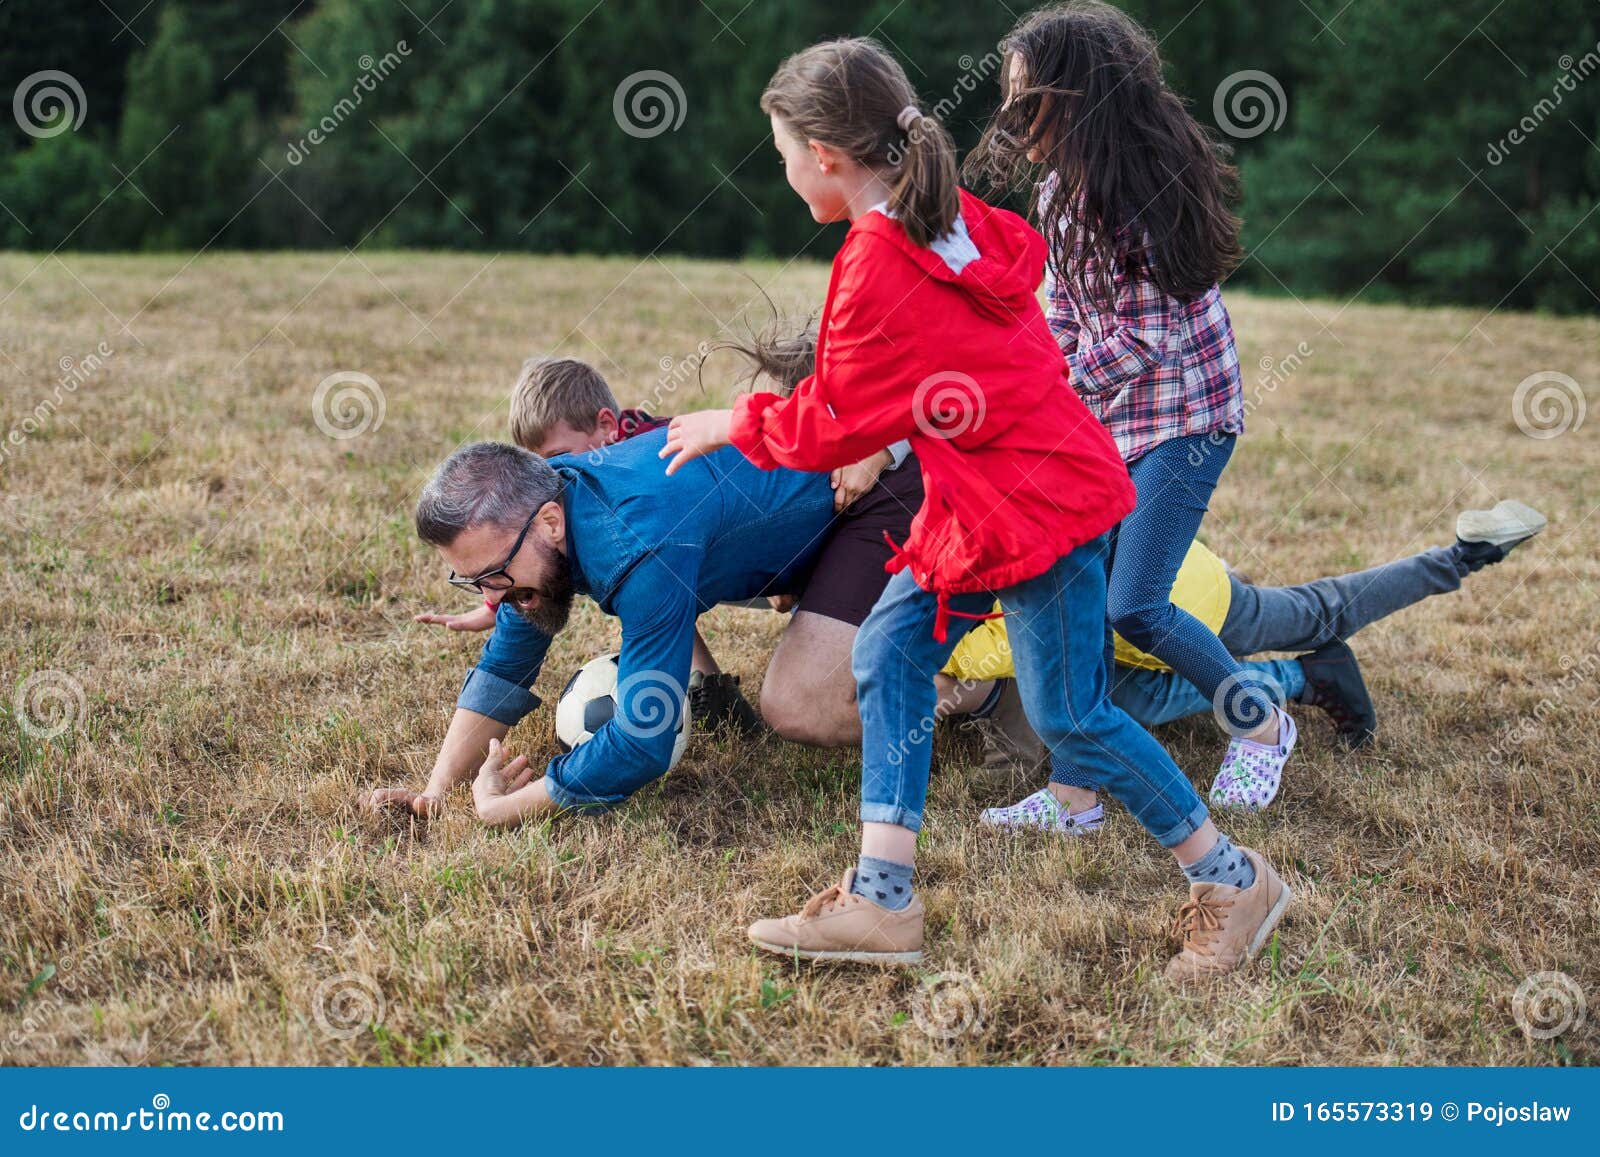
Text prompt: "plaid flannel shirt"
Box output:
[[617, 407, 671, 438], [1043, 186, 1244, 463]]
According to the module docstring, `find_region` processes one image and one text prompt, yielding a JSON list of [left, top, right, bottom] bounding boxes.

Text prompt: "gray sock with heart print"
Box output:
[[851, 855, 914, 911], [1182, 831, 1257, 891]]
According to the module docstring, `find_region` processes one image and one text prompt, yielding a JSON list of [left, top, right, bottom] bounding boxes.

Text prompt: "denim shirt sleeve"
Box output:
[[542, 546, 700, 811], [455, 602, 553, 725]]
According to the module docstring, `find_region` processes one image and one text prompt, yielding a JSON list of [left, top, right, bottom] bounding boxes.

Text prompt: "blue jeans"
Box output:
[[1110, 543, 1469, 727], [1106, 432, 1274, 736], [852, 536, 1209, 848], [1113, 658, 1304, 728]]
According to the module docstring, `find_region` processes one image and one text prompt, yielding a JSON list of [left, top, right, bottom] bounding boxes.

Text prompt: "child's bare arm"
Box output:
[[414, 603, 497, 632], [830, 449, 893, 511]]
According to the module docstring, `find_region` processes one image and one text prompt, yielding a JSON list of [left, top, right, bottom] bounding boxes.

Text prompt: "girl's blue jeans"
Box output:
[[851, 534, 1209, 848]]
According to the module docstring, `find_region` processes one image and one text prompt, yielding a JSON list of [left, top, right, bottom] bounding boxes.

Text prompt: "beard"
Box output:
[[512, 541, 576, 635]]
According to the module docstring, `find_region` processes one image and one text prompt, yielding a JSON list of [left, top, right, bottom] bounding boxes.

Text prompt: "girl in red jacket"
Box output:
[[662, 37, 1290, 980]]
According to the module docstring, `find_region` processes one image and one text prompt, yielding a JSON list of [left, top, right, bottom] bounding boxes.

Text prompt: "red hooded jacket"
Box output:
[[729, 189, 1136, 640]]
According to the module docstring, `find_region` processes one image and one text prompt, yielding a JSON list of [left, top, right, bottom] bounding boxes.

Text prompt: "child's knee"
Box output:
[[1109, 601, 1173, 652], [1025, 691, 1120, 751]]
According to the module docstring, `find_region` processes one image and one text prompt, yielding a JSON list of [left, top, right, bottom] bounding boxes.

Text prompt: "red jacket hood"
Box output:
[[730, 187, 1136, 640], [850, 188, 1048, 323]]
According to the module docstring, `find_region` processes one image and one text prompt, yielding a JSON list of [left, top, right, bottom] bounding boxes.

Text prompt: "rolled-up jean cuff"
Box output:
[[456, 667, 541, 726], [859, 801, 922, 832], [543, 775, 619, 813], [1150, 800, 1210, 849]]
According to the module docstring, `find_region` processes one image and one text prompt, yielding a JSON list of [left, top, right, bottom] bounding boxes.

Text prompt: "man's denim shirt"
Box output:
[[455, 429, 835, 808]]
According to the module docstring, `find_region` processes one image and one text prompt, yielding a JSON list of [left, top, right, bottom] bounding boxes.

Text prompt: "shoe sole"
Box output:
[[979, 817, 1105, 835], [1245, 881, 1294, 961], [750, 938, 923, 966], [1456, 500, 1546, 546]]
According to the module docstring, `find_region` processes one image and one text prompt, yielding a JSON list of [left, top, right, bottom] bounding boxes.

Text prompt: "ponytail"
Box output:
[[888, 108, 960, 248], [762, 38, 959, 250]]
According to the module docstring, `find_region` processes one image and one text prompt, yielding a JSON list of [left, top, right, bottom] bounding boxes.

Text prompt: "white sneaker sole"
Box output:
[[750, 939, 923, 965], [1456, 499, 1547, 546]]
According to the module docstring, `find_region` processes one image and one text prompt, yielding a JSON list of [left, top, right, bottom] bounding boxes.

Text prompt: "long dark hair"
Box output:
[[761, 37, 959, 248], [963, 1, 1242, 308], [700, 290, 817, 397]]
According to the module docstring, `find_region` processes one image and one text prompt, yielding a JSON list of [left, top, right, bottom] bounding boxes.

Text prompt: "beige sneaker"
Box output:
[[1164, 847, 1292, 983], [748, 870, 924, 964]]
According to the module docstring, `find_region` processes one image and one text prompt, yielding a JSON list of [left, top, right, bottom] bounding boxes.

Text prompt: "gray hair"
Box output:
[[414, 441, 564, 547]]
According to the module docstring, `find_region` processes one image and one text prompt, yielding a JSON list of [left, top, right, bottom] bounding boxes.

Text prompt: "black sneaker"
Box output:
[[1453, 499, 1546, 573], [687, 671, 764, 737], [1296, 641, 1377, 750]]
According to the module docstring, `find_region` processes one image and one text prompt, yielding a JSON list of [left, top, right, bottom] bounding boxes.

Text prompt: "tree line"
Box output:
[[2, 0, 1596, 312]]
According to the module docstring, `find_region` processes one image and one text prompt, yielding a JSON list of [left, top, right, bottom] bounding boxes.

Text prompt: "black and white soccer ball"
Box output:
[[553, 653, 689, 768]]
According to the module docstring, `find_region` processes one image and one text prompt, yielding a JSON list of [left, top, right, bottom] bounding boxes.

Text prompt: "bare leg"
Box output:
[[760, 610, 862, 746], [690, 627, 718, 676], [933, 673, 996, 716]]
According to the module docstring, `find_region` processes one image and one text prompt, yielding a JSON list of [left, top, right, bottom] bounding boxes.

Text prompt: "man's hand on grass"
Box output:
[[364, 787, 446, 819], [471, 738, 536, 822]]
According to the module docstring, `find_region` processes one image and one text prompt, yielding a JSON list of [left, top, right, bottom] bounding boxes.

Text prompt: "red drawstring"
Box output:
[[933, 593, 1005, 642], [882, 533, 1004, 643]]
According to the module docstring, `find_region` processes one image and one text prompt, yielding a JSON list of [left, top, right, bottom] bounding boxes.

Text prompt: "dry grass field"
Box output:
[[2, 250, 1597, 1066]]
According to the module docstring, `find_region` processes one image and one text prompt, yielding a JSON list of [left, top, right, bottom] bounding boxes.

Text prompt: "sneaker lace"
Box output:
[[801, 882, 848, 920], [1173, 892, 1235, 957]]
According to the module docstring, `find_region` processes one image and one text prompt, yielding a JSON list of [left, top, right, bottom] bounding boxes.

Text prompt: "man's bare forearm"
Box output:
[[424, 708, 513, 798], [476, 776, 559, 827]]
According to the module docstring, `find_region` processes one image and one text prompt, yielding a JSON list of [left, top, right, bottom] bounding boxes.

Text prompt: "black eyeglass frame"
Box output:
[[446, 507, 541, 595]]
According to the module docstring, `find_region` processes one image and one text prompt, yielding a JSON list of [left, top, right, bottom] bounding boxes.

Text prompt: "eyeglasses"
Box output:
[[447, 507, 540, 596]]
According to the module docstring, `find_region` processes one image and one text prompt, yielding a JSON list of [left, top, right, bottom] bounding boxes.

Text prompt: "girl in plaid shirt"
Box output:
[[967, 1, 1297, 817]]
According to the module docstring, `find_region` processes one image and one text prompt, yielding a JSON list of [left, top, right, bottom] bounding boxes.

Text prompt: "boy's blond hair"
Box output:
[[508, 357, 620, 449]]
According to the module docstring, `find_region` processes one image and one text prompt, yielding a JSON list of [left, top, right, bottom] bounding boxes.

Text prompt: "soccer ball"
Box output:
[[553, 652, 690, 769]]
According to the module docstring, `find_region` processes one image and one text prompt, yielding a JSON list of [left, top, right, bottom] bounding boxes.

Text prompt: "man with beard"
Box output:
[[366, 433, 838, 824]]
